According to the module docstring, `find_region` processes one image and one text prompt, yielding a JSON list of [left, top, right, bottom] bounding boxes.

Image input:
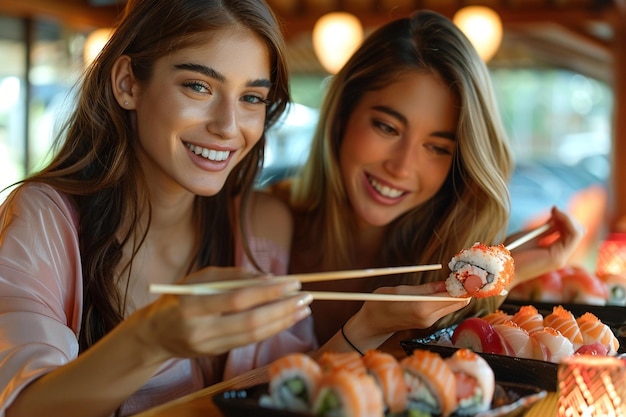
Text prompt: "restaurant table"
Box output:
[[131, 364, 558, 417]]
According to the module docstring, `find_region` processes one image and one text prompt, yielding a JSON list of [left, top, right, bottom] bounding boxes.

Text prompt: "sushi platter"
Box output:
[[213, 380, 546, 417]]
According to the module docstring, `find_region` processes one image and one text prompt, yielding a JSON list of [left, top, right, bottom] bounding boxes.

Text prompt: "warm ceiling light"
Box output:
[[84, 28, 114, 66], [453, 6, 503, 62], [312, 12, 363, 74]]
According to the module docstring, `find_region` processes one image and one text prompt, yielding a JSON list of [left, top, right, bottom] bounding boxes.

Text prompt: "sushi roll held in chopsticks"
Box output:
[[446, 242, 514, 298], [446, 348, 495, 415], [264, 353, 322, 412]]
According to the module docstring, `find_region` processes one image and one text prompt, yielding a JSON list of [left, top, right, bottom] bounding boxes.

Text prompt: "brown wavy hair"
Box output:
[[19, 0, 290, 351], [290, 10, 513, 327]]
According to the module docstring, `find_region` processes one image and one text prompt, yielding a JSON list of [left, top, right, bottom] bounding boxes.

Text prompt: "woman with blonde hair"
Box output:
[[0, 0, 316, 416], [273, 10, 582, 354]]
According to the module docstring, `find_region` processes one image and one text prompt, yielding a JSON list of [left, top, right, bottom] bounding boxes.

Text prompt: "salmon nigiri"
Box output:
[[511, 305, 544, 334], [543, 305, 583, 349], [576, 312, 620, 355], [362, 349, 407, 413], [401, 349, 457, 417], [482, 310, 512, 326]]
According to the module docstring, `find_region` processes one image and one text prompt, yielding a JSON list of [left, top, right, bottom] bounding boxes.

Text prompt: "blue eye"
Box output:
[[183, 81, 210, 94], [242, 94, 270, 106]]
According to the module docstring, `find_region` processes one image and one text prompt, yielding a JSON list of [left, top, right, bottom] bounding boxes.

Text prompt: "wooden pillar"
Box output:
[[610, 9, 626, 232]]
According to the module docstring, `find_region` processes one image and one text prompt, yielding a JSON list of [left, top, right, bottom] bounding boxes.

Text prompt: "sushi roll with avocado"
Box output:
[[264, 353, 322, 412], [312, 370, 384, 417], [446, 242, 514, 298]]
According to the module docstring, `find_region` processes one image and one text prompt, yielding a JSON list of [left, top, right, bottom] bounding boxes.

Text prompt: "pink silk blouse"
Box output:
[[0, 183, 317, 416]]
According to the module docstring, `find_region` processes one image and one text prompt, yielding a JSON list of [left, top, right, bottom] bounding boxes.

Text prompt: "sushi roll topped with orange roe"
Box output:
[[446, 242, 514, 298]]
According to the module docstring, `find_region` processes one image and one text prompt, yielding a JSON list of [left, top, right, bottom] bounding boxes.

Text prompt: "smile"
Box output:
[[367, 175, 405, 198], [186, 143, 231, 162]]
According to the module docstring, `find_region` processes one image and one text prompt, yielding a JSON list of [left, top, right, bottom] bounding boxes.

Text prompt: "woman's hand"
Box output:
[[129, 267, 312, 364], [339, 281, 470, 353], [508, 206, 585, 287]]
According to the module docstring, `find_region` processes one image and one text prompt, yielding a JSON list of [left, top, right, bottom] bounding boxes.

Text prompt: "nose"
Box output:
[[383, 139, 417, 178], [206, 97, 238, 139]]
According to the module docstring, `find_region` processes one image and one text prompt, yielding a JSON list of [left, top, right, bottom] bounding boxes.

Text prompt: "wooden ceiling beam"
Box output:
[[0, 0, 121, 30]]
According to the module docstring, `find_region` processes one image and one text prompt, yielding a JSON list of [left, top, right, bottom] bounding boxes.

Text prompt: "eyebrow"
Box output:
[[371, 104, 456, 141], [174, 63, 272, 88]]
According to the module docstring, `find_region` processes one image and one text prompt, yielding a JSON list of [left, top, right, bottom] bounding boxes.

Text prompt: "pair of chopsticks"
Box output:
[[505, 223, 551, 251], [148, 264, 461, 302]]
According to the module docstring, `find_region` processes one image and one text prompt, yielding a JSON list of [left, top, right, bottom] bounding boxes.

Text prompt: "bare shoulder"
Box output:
[[247, 189, 293, 249]]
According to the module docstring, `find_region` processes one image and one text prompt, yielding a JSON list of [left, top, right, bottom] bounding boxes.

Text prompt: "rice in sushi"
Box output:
[[446, 242, 514, 298]]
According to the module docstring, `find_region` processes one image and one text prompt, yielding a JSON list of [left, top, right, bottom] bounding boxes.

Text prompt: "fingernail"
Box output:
[[295, 306, 312, 320], [284, 279, 301, 293], [296, 292, 313, 307]]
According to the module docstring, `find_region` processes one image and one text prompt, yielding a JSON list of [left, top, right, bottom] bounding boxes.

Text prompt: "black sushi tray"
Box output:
[[214, 381, 546, 417]]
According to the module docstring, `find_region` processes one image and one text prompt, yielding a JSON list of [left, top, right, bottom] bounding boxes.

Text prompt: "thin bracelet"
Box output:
[[340, 322, 364, 356]]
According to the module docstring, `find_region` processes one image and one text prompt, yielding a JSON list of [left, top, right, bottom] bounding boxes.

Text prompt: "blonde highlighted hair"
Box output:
[[291, 10, 513, 325]]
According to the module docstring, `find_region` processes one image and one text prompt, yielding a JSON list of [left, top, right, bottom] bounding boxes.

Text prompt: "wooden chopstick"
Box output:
[[148, 264, 442, 295], [306, 291, 462, 302], [505, 223, 551, 251], [290, 264, 442, 283]]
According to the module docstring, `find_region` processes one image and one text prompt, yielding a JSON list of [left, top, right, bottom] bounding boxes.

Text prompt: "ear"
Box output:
[[111, 55, 138, 109]]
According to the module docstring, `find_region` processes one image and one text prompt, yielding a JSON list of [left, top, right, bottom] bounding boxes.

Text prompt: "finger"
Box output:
[[180, 266, 264, 285], [377, 281, 448, 296], [179, 279, 302, 315], [187, 293, 313, 354]]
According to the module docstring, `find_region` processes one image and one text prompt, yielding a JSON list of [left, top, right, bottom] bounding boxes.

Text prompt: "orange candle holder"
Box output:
[[596, 233, 626, 278], [557, 355, 626, 417]]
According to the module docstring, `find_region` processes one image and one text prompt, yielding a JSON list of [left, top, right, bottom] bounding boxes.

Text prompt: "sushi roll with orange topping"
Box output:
[[401, 349, 458, 417], [446, 242, 514, 298], [312, 370, 384, 417], [362, 349, 408, 413], [266, 353, 322, 412], [446, 348, 495, 415]]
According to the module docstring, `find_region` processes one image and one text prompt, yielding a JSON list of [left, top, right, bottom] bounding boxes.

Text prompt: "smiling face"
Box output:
[[339, 71, 459, 228], [128, 27, 271, 197]]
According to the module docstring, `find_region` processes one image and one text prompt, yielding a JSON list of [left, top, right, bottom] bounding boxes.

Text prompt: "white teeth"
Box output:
[[186, 143, 230, 161], [368, 176, 404, 198]]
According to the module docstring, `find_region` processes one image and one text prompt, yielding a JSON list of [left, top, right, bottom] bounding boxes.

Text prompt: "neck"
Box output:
[[351, 219, 387, 268]]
